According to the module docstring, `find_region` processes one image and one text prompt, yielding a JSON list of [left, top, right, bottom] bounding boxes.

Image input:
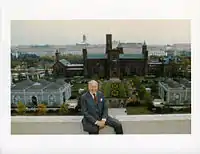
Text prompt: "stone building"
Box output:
[[52, 34, 149, 79], [52, 51, 84, 77], [83, 34, 148, 79], [158, 78, 191, 105], [11, 79, 71, 107]]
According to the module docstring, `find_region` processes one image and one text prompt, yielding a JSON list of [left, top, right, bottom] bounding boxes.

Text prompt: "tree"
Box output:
[[40, 56, 54, 63], [149, 81, 157, 93], [138, 85, 146, 100], [169, 60, 179, 77], [143, 92, 152, 106], [181, 58, 191, 77], [132, 76, 140, 89], [11, 60, 21, 68]]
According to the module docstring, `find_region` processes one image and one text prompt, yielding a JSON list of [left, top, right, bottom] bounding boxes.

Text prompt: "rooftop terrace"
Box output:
[[11, 114, 191, 134]]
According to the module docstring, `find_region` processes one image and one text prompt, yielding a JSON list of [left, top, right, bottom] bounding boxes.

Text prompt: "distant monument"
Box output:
[[76, 34, 89, 47]]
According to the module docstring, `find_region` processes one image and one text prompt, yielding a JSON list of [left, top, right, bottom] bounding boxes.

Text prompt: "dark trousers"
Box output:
[[88, 116, 123, 134]]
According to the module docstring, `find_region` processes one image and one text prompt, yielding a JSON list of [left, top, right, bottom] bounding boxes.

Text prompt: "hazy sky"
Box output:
[[11, 20, 190, 45]]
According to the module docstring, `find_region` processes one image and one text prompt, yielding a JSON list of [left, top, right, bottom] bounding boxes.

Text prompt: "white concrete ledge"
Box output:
[[12, 114, 191, 122], [11, 114, 191, 134]]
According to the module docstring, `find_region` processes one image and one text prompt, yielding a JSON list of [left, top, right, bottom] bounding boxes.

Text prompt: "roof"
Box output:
[[26, 80, 51, 91], [59, 59, 70, 66], [43, 83, 62, 91], [179, 78, 191, 88], [12, 80, 34, 90], [148, 62, 162, 65], [122, 47, 142, 54], [119, 54, 144, 59], [161, 78, 182, 88], [67, 64, 83, 67], [87, 54, 107, 59], [86, 53, 144, 59], [66, 68, 84, 70], [55, 79, 67, 85], [11, 79, 70, 92]]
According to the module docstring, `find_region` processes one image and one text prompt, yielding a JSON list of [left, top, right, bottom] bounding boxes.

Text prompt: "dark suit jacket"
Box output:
[[81, 91, 108, 132]]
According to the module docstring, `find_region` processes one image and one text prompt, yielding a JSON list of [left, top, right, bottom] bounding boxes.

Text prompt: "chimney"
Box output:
[[106, 34, 112, 53]]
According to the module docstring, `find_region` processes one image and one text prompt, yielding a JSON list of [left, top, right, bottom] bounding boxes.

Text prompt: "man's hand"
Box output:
[[101, 120, 106, 126], [96, 121, 105, 129]]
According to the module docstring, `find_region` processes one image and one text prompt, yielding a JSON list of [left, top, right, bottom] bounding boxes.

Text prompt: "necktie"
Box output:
[[93, 93, 97, 103]]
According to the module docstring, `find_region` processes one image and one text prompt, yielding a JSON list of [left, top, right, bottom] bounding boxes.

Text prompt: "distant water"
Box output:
[[11, 44, 190, 57]]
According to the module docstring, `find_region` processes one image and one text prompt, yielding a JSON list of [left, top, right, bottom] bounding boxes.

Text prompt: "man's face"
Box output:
[[88, 83, 98, 94]]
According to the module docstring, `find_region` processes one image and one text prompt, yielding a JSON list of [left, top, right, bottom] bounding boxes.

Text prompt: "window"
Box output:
[[13, 95, 21, 104], [32, 96, 38, 106], [164, 91, 167, 101], [48, 94, 56, 106], [63, 92, 66, 103]]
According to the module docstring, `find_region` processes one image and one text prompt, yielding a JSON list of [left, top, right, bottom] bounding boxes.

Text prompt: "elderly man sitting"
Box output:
[[80, 80, 123, 134]]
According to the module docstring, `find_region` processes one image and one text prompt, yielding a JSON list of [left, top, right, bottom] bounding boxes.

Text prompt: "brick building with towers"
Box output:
[[53, 34, 149, 79], [83, 34, 148, 79]]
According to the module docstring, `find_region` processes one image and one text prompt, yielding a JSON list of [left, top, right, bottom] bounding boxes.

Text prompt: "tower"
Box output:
[[83, 34, 86, 43], [106, 34, 112, 53], [105, 34, 120, 79], [142, 41, 147, 56], [82, 48, 88, 77], [55, 49, 60, 62], [142, 41, 148, 75]]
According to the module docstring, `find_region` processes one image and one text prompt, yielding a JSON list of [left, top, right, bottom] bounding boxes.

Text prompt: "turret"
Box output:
[[106, 34, 112, 53], [142, 41, 148, 59], [55, 49, 60, 62]]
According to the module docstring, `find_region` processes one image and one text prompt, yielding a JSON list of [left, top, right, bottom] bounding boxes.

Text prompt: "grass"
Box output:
[[71, 83, 87, 97], [126, 106, 154, 115], [104, 82, 111, 97], [126, 106, 191, 115], [72, 83, 87, 91]]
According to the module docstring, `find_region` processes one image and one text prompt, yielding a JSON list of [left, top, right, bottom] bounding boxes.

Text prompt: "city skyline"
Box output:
[[11, 20, 190, 45]]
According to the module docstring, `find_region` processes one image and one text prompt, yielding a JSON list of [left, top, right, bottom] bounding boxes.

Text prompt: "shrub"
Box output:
[[17, 101, 26, 115], [37, 104, 47, 115], [126, 95, 140, 107], [111, 90, 120, 97], [138, 85, 146, 100], [132, 76, 141, 88], [59, 103, 69, 115], [143, 92, 153, 106]]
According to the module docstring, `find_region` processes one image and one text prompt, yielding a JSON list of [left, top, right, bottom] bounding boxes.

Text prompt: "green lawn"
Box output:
[[71, 83, 87, 97], [72, 83, 87, 90], [126, 106, 153, 115]]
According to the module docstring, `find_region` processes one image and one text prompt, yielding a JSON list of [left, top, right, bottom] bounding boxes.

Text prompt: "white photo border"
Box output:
[[0, 0, 200, 153]]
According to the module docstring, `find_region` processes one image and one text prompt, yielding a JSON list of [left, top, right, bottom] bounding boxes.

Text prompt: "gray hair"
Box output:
[[88, 80, 98, 86]]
